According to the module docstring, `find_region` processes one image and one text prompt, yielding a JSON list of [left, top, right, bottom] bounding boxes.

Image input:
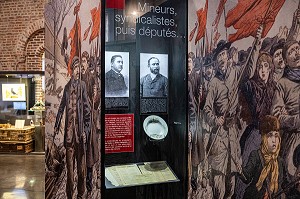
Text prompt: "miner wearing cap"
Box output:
[[81, 52, 101, 193], [237, 115, 288, 199], [189, 54, 215, 191], [203, 28, 262, 198], [188, 51, 205, 191], [54, 56, 91, 199], [202, 55, 215, 93], [271, 39, 300, 180], [200, 54, 215, 149], [270, 39, 286, 82], [188, 52, 202, 109]]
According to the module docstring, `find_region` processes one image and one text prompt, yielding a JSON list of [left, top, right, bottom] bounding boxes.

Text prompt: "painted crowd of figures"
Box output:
[[45, 0, 101, 198], [188, 6, 300, 199], [54, 54, 101, 199]]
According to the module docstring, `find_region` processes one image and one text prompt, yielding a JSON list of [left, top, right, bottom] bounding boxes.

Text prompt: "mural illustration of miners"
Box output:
[[45, 0, 101, 198], [188, 0, 300, 198]]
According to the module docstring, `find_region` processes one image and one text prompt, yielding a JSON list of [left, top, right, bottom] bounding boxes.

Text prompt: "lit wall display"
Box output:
[[2, 84, 26, 101]]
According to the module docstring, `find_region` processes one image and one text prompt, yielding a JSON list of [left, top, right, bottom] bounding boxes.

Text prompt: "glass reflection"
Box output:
[[2, 189, 27, 199], [15, 175, 26, 188]]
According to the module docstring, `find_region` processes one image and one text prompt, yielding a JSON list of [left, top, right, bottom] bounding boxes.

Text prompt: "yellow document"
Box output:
[[105, 161, 178, 187]]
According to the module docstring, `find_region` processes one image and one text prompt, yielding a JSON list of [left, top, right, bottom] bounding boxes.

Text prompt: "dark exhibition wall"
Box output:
[[104, 0, 187, 198]]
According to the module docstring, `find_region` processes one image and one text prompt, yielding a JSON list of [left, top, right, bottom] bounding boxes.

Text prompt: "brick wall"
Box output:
[[34, 76, 44, 102], [26, 29, 45, 70], [0, 0, 46, 71]]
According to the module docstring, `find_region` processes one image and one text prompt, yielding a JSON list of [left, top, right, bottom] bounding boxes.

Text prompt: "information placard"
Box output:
[[105, 114, 134, 153]]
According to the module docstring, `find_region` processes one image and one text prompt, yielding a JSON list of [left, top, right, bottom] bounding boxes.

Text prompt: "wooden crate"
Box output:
[[0, 140, 34, 153]]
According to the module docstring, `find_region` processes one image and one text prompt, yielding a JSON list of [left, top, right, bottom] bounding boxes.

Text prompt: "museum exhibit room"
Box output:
[[0, 0, 299, 199]]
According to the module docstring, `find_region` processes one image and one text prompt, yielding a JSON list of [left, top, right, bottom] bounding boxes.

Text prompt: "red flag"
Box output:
[[83, 21, 92, 41], [68, 15, 81, 75], [195, 0, 208, 45], [225, 0, 285, 42], [212, 0, 227, 28], [106, 0, 125, 9], [89, 3, 101, 44], [189, 23, 197, 42]]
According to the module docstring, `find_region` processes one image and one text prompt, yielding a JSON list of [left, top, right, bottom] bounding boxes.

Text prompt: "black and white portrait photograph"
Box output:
[[140, 53, 168, 98], [105, 51, 129, 97]]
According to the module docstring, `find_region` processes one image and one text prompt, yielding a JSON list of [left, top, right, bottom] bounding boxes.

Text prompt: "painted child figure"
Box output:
[[237, 115, 288, 199]]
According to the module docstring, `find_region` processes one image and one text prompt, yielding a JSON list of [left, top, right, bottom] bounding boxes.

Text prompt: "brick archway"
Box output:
[[14, 18, 44, 66], [35, 44, 45, 56], [25, 28, 45, 70]]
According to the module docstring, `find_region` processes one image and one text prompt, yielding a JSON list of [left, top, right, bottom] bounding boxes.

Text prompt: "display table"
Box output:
[[0, 126, 35, 153]]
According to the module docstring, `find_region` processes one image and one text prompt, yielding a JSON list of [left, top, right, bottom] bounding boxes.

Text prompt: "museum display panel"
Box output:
[[103, 0, 187, 198]]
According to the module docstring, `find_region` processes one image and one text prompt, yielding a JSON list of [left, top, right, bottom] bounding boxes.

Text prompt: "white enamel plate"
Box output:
[[143, 115, 168, 140]]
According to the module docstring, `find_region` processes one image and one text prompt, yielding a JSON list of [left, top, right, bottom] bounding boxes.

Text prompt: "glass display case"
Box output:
[[0, 125, 35, 153], [102, 0, 187, 198], [0, 72, 45, 153]]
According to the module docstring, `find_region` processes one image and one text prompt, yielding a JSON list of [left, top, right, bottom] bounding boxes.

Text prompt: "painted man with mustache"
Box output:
[[54, 56, 91, 199], [203, 30, 262, 198], [271, 40, 300, 181], [140, 57, 168, 97], [202, 55, 215, 92], [270, 39, 286, 82], [105, 55, 128, 97]]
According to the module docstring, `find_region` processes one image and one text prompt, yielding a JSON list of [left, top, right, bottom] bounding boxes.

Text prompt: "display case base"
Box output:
[[0, 140, 34, 153]]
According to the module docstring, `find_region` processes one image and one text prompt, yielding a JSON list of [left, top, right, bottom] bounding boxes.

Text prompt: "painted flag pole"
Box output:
[[223, 4, 228, 41], [213, 0, 227, 31], [210, 29, 213, 53], [83, 21, 92, 41]]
